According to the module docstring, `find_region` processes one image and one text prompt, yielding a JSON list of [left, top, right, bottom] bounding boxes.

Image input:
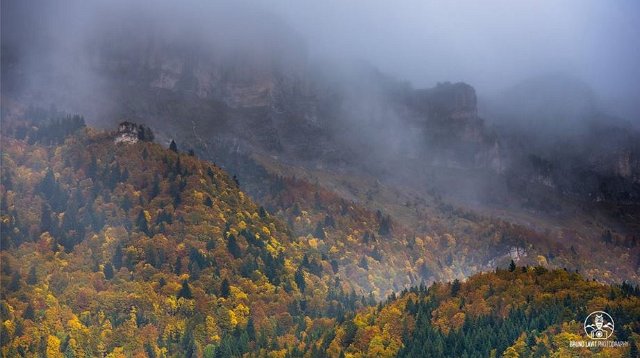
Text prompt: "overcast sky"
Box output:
[[3, 0, 639, 118], [269, 0, 640, 101]]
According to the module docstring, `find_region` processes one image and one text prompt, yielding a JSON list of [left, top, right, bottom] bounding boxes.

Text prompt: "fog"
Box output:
[[3, 0, 640, 191], [3, 0, 640, 231], [278, 1, 640, 121], [3, 0, 639, 118]]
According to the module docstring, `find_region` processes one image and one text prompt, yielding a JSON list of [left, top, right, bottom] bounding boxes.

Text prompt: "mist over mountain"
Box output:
[[4, 0, 640, 120], [3, 0, 640, 230], [2, 1, 640, 356]]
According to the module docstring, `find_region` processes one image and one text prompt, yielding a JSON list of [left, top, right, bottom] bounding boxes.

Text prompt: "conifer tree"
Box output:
[[178, 279, 193, 299], [295, 266, 306, 293], [27, 266, 37, 285], [220, 278, 231, 298], [451, 278, 461, 296], [314, 222, 325, 240], [136, 210, 150, 236], [113, 244, 123, 269], [227, 235, 241, 258], [103, 263, 115, 280], [40, 203, 54, 234]]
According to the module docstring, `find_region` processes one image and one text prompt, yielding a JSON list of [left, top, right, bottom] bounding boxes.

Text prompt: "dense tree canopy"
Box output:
[[1, 114, 638, 357]]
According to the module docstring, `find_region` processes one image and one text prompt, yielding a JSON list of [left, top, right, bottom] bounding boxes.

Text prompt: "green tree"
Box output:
[[136, 210, 150, 236], [295, 266, 306, 293], [103, 263, 115, 280], [451, 279, 461, 297], [23, 302, 35, 320], [40, 202, 54, 234], [314, 222, 325, 240], [27, 266, 37, 285], [378, 214, 392, 236], [220, 278, 231, 298], [178, 279, 193, 299], [113, 243, 123, 269], [246, 317, 256, 341], [227, 235, 241, 258]]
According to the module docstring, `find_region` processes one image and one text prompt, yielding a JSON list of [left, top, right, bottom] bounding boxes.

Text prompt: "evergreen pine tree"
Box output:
[[246, 317, 256, 341], [314, 222, 325, 240], [378, 214, 391, 236], [27, 266, 37, 285], [40, 202, 53, 233], [150, 175, 160, 199], [177, 279, 193, 299], [295, 266, 306, 293], [220, 278, 231, 298], [103, 263, 115, 280], [113, 244, 123, 269], [136, 210, 150, 235], [23, 302, 35, 320], [227, 235, 241, 258], [451, 279, 461, 297]]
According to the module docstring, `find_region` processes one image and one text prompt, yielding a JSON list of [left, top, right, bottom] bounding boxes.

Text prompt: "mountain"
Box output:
[[2, 115, 639, 357], [4, 15, 640, 285], [317, 266, 640, 357], [486, 74, 640, 206], [2, 3, 640, 357], [0, 114, 378, 357], [5, 2, 639, 215]]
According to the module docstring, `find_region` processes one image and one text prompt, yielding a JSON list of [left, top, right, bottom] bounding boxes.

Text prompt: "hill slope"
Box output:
[[313, 266, 640, 357], [1, 116, 639, 358], [0, 116, 374, 357]]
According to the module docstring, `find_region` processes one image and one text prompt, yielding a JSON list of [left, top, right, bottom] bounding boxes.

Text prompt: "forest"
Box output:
[[0, 113, 639, 357]]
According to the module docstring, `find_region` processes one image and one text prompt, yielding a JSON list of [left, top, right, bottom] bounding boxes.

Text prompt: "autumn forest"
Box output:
[[3, 1, 640, 357]]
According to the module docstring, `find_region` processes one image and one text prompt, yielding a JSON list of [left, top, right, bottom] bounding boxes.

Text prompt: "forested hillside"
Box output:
[[189, 136, 640, 291], [316, 266, 640, 357], [1, 114, 639, 357], [0, 115, 374, 357]]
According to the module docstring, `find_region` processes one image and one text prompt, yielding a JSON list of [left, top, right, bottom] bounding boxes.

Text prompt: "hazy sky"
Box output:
[[270, 0, 640, 99], [3, 0, 639, 118]]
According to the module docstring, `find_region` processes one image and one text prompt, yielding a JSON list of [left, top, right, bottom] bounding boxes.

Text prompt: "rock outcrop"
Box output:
[[413, 82, 478, 122], [114, 121, 139, 144], [114, 121, 155, 144]]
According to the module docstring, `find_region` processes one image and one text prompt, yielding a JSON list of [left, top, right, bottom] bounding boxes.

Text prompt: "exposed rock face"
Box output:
[[114, 121, 155, 144], [509, 247, 527, 262], [114, 121, 139, 144], [144, 56, 278, 108], [398, 82, 502, 170], [413, 82, 478, 122], [407, 82, 485, 145], [615, 150, 640, 183]]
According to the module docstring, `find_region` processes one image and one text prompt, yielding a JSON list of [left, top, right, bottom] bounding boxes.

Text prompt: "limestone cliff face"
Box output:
[[402, 82, 503, 171], [411, 82, 485, 146], [614, 150, 640, 183], [415, 82, 478, 122], [143, 55, 278, 108]]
